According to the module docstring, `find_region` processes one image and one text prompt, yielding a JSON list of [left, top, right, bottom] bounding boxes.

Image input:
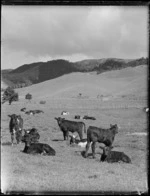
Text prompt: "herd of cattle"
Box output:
[[7, 108, 132, 163]]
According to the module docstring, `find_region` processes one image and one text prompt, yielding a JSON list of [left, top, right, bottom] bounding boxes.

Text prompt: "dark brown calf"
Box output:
[[55, 117, 86, 140], [101, 147, 131, 163], [22, 134, 55, 156], [84, 124, 118, 159], [83, 115, 96, 120]]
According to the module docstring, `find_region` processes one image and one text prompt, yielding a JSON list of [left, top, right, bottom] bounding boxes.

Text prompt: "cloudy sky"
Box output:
[[1, 6, 148, 69]]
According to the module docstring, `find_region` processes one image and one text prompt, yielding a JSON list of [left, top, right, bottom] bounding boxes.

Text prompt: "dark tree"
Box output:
[[25, 93, 32, 101], [2, 87, 19, 105]]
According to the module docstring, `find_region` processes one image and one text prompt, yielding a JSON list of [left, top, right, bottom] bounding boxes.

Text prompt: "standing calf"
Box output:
[[8, 114, 23, 146], [55, 117, 86, 140], [84, 124, 118, 159]]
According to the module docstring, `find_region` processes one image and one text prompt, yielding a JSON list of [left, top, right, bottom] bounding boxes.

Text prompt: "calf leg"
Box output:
[[78, 131, 83, 140], [66, 131, 69, 140], [16, 131, 22, 144], [91, 142, 96, 159], [63, 132, 66, 140], [84, 142, 91, 158], [11, 133, 14, 146]]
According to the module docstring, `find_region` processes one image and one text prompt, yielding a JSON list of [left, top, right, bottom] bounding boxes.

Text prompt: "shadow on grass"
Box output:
[[2, 141, 13, 146], [78, 151, 102, 158], [88, 174, 98, 179], [52, 139, 64, 142]]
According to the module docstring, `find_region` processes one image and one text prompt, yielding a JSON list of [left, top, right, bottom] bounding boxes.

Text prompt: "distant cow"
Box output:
[[84, 124, 118, 159], [25, 111, 34, 115], [34, 110, 44, 114], [61, 111, 69, 115], [20, 107, 26, 112], [23, 128, 40, 143], [75, 115, 81, 119], [83, 115, 96, 120], [8, 114, 23, 145], [25, 110, 44, 115], [22, 133, 56, 156], [100, 147, 131, 163], [69, 135, 88, 148], [55, 117, 86, 140]]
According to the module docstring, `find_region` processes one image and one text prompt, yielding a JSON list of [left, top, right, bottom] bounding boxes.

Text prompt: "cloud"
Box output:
[[1, 6, 148, 69]]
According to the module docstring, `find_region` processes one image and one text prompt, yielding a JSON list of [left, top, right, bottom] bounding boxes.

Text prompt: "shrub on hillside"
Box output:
[[25, 93, 32, 101]]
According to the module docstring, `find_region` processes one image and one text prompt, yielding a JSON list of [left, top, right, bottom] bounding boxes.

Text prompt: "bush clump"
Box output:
[[2, 87, 19, 105], [25, 93, 32, 101]]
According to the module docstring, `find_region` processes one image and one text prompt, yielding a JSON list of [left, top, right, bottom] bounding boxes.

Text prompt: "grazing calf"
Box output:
[[84, 124, 118, 159], [8, 114, 23, 145], [61, 111, 69, 115], [23, 128, 40, 143], [69, 135, 88, 148], [83, 115, 96, 120], [101, 147, 131, 163], [22, 133, 56, 156], [55, 117, 86, 140]]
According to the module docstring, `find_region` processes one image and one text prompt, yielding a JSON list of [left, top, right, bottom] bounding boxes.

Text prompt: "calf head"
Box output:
[[21, 133, 32, 146], [54, 117, 65, 126], [23, 128, 40, 143], [8, 114, 19, 127], [8, 114, 17, 120], [110, 124, 118, 134]]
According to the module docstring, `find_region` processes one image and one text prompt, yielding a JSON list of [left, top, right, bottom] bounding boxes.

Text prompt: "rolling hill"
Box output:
[[1, 57, 148, 88], [16, 64, 148, 101]]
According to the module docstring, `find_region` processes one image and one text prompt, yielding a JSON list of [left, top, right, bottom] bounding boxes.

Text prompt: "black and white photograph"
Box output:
[[1, 3, 149, 194]]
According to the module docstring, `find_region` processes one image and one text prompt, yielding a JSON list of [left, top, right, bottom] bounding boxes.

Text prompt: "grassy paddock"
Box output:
[[1, 98, 148, 193]]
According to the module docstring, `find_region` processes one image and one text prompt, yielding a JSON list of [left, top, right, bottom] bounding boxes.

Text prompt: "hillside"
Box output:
[[16, 64, 148, 101], [1, 57, 148, 88]]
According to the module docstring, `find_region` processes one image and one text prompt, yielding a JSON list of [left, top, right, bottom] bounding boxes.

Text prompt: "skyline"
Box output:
[[1, 6, 148, 70]]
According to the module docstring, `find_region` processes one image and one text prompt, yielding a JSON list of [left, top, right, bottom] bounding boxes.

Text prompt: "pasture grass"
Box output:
[[1, 98, 148, 194]]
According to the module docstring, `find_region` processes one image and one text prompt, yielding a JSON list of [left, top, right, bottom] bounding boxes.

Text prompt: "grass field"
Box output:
[[1, 65, 148, 194], [1, 97, 148, 194]]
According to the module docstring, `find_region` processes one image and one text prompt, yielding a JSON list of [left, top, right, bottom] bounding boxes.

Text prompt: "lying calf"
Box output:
[[22, 133, 55, 156], [25, 110, 44, 115], [100, 147, 131, 163], [83, 115, 96, 120], [69, 135, 88, 148]]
